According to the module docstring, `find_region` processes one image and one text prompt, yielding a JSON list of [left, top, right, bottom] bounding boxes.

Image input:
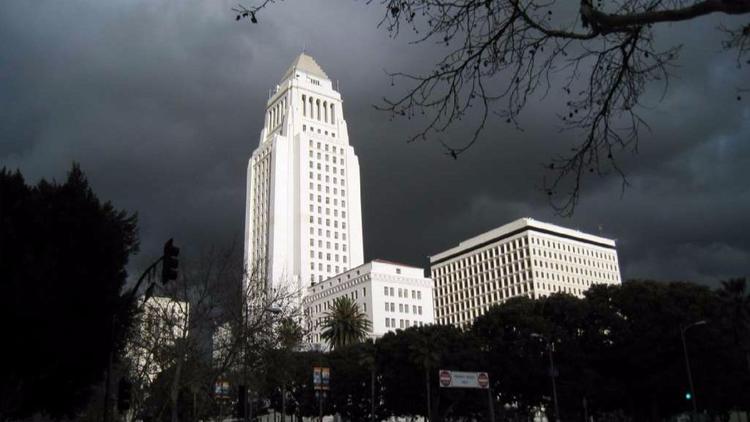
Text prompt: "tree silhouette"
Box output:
[[320, 296, 371, 350], [374, 0, 749, 214], [239, 0, 749, 214], [0, 164, 139, 419]]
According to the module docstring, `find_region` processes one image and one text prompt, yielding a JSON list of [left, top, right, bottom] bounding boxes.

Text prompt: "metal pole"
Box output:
[[680, 325, 698, 420], [549, 341, 560, 422], [487, 386, 496, 422], [319, 393, 323, 422]]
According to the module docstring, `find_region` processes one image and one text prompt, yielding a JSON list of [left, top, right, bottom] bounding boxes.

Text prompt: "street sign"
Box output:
[[477, 372, 489, 388], [313, 366, 331, 391], [321, 367, 330, 390], [214, 379, 231, 399], [439, 370, 452, 387], [438, 370, 490, 389]]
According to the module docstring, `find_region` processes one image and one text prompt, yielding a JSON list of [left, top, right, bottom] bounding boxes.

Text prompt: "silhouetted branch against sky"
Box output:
[[240, 0, 748, 214]]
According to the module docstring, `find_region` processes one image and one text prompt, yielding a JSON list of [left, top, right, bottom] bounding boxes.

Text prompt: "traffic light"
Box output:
[[685, 392, 692, 400], [161, 238, 179, 285], [117, 377, 132, 412]]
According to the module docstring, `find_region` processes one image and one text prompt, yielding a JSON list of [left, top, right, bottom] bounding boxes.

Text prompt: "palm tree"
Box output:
[[320, 296, 371, 350]]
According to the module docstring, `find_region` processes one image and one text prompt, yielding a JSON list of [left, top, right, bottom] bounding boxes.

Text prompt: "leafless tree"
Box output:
[[237, 0, 749, 214], [122, 244, 302, 422]]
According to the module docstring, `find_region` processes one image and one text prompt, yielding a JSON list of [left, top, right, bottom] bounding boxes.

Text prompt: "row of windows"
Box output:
[[301, 94, 335, 124], [308, 216, 347, 229], [309, 239, 348, 251], [309, 252, 348, 263], [303, 124, 336, 138], [384, 302, 424, 315], [309, 140, 345, 154], [433, 237, 527, 276], [309, 227, 347, 241], [309, 205, 347, 219], [385, 318, 425, 329], [267, 96, 287, 130], [310, 152, 344, 165], [309, 162, 346, 179], [530, 236, 616, 261], [310, 288, 366, 315], [383, 287, 422, 300]]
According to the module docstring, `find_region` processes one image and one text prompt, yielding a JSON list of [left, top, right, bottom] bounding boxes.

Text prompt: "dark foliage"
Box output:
[[259, 279, 749, 422], [0, 164, 139, 419]]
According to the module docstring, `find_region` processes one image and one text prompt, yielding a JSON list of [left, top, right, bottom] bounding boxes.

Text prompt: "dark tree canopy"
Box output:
[[0, 164, 139, 419]]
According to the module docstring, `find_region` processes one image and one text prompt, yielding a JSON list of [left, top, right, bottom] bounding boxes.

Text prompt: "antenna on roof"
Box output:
[[302, 41, 307, 54], [336, 80, 340, 91]]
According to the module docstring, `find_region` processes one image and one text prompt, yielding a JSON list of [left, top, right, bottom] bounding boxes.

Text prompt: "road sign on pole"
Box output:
[[437, 370, 490, 389], [313, 366, 331, 391]]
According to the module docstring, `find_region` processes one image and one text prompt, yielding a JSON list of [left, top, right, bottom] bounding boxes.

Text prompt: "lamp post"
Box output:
[[680, 320, 707, 421], [531, 333, 560, 422]]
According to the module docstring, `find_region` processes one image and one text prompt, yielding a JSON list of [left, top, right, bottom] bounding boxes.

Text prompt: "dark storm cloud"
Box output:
[[1, 0, 747, 284]]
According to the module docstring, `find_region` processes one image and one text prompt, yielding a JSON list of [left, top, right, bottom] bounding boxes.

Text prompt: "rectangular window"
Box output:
[[384, 286, 388, 295]]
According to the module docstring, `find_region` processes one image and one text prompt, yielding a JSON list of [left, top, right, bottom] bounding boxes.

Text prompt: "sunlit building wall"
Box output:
[[244, 54, 365, 297], [430, 218, 621, 328], [303, 260, 435, 349]]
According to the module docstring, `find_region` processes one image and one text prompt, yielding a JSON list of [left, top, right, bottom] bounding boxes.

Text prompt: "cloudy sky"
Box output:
[[1, 0, 748, 286]]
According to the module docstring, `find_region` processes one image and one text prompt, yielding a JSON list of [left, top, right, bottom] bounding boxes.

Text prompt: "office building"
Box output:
[[430, 218, 621, 327]]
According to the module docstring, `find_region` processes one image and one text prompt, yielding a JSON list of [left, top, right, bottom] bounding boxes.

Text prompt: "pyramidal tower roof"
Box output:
[[281, 53, 329, 82]]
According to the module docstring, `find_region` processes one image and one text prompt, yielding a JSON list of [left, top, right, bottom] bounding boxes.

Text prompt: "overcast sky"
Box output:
[[1, 0, 748, 286]]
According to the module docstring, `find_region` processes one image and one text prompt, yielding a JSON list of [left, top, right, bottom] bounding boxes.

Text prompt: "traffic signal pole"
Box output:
[[102, 239, 179, 422]]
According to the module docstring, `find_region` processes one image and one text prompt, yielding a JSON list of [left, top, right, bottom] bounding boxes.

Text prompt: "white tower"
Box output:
[[244, 53, 365, 296]]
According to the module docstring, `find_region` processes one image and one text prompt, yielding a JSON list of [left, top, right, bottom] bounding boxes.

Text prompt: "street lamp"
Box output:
[[680, 320, 707, 421], [530, 333, 560, 422]]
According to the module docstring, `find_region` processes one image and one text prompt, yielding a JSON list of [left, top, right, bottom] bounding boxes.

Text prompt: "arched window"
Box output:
[[316, 99, 321, 121], [323, 101, 328, 123], [309, 96, 314, 118], [330, 104, 335, 124], [302, 95, 307, 116]]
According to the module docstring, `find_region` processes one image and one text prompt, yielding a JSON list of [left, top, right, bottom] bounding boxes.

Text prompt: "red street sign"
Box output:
[[439, 370, 452, 387], [477, 372, 490, 389]]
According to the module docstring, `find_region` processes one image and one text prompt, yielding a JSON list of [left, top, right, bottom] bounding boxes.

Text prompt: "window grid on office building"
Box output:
[[431, 231, 621, 328]]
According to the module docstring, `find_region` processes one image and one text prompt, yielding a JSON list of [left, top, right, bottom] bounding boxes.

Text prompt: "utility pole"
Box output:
[[531, 333, 560, 422], [103, 239, 179, 422]]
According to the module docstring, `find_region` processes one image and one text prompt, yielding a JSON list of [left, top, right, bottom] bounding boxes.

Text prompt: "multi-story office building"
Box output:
[[430, 218, 621, 327], [244, 53, 364, 295], [303, 260, 435, 348]]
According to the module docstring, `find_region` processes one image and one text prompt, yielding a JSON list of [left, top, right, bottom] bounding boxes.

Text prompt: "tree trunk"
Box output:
[[170, 355, 183, 422]]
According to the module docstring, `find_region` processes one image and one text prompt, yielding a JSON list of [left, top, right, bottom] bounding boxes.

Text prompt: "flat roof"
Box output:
[[429, 218, 616, 264]]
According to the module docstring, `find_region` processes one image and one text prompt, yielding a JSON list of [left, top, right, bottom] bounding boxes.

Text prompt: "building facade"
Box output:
[[302, 260, 435, 348], [430, 218, 621, 327], [244, 53, 364, 295], [126, 296, 190, 384]]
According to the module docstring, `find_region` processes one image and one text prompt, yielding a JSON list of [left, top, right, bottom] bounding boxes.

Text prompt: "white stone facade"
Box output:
[[126, 296, 189, 384], [244, 54, 364, 296], [302, 260, 435, 348], [430, 218, 622, 328]]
